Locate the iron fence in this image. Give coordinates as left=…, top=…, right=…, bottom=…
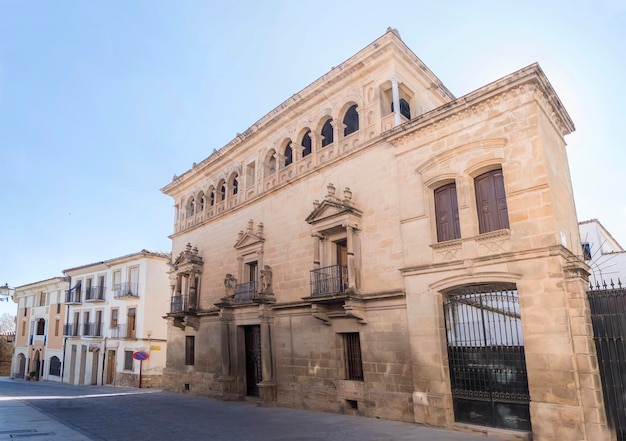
left=587, top=280, right=626, bottom=441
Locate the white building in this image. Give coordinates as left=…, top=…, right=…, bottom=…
left=11, top=277, right=69, bottom=381
left=579, top=219, right=626, bottom=286
left=62, top=250, right=170, bottom=387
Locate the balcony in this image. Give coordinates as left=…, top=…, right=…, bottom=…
left=109, top=323, right=136, bottom=339
left=65, top=290, right=82, bottom=304
left=82, top=322, right=104, bottom=337
left=85, top=286, right=106, bottom=302
left=170, top=294, right=197, bottom=313
left=113, top=282, right=139, bottom=299
left=234, top=281, right=257, bottom=304
left=63, top=323, right=80, bottom=337
left=310, top=265, right=348, bottom=296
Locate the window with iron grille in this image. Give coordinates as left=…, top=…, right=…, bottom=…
left=124, top=350, right=134, bottom=370
left=342, top=332, right=364, bottom=381
left=185, top=336, right=195, bottom=366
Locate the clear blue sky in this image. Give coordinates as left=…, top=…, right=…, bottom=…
left=1, top=1, right=624, bottom=315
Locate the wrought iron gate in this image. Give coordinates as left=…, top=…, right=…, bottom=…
left=443, top=284, right=531, bottom=431
left=587, top=282, right=626, bottom=441
left=244, top=325, right=262, bottom=397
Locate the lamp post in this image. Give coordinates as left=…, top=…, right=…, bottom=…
left=0, top=283, right=14, bottom=302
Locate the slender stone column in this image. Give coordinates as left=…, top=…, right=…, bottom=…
left=346, top=225, right=356, bottom=290
left=391, top=78, right=401, bottom=127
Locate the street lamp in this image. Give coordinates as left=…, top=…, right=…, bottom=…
left=0, top=283, right=14, bottom=302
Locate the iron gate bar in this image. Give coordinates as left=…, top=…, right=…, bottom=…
left=587, top=283, right=626, bottom=441
left=444, top=284, right=531, bottom=432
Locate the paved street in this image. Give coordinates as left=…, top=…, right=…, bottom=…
left=0, top=377, right=492, bottom=441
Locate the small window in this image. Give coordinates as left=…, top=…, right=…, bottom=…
left=124, top=351, right=134, bottom=370
left=392, top=98, right=411, bottom=120
left=198, top=193, right=205, bottom=211
left=220, top=182, right=226, bottom=201
left=210, top=189, right=215, bottom=206
left=321, top=119, right=334, bottom=147
left=434, top=183, right=461, bottom=242
left=284, top=142, right=293, bottom=166
left=301, top=130, right=312, bottom=157
left=54, top=319, right=60, bottom=337
left=582, top=243, right=592, bottom=261
left=475, top=169, right=509, bottom=234
left=110, top=309, right=119, bottom=328
left=185, top=336, right=195, bottom=366
left=56, top=302, right=61, bottom=314
left=49, top=356, right=61, bottom=376
left=36, top=319, right=45, bottom=336
left=342, top=104, right=359, bottom=136
left=343, top=332, right=363, bottom=381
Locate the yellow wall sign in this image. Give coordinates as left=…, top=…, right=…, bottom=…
left=150, top=345, right=161, bottom=350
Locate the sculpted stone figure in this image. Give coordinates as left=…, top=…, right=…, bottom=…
left=224, top=274, right=237, bottom=298
left=260, top=265, right=273, bottom=294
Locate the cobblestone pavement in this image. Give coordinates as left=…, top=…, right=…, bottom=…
left=0, top=377, right=493, bottom=441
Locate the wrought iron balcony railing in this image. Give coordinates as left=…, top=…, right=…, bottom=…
left=170, top=294, right=197, bottom=313
left=63, top=323, right=81, bottom=337
left=109, top=323, right=136, bottom=339
left=82, top=322, right=104, bottom=337
left=113, top=282, right=139, bottom=298
left=234, top=281, right=257, bottom=304
left=310, top=265, right=348, bottom=296
left=65, top=290, right=82, bottom=304
left=85, top=286, right=106, bottom=301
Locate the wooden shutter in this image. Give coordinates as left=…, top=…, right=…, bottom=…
left=435, top=183, right=461, bottom=242
left=475, top=169, right=509, bottom=233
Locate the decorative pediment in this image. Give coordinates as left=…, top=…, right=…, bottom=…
left=234, top=219, right=265, bottom=250
left=172, top=243, right=204, bottom=272
left=305, top=183, right=362, bottom=226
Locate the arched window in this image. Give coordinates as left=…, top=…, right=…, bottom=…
left=186, top=197, right=195, bottom=217
left=343, top=104, right=359, bottom=136
left=434, top=183, right=460, bottom=242
left=475, top=169, right=509, bottom=233
left=231, top=174, right=239, bottom=195
left=321, top=119, right=333, bottom=147
left=209, top=188, right=215, bottom=206
left=49, top=356, right=61, bottom=376
left=284, top=142, right=293, bottom=166
left=301, top=130, right=312, bottom=157
left=36, top=319, right=45, bottom=335
left=265, top=150, right=277, bottom=177
left=198, top=192, right=205, bottom=212
left=217, top=180, right=226, bottom=202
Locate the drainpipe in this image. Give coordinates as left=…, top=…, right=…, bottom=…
left=101, top=337, right=107, bottom=385
left=60, top=276, right=71, bottom=383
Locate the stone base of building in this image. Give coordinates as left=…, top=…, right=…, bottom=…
left=116, top=372, right=163, bottom=389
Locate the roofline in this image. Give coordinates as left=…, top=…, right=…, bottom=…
left=579, top=218, right=624, bottom=251
left=160, top=28, right=454, bottom=195
left=384, top=62, right=575, bottom=143
left=14, top=276, right=69, bottom=291
left=63, top=249, right=171, bottom=274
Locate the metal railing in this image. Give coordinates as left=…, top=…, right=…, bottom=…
left=65, top=290, right=82, bottom=304
left=109, top=323, right=135, bottom=339
left=170, top=294, right=197, bottom=313
left=63, top=323, right=80, bottom=337
left=82, top=322, right=104, bottom=337
left=309, top=265, right=347, bottom=296
left=113, top=282, right=139, bottom=298
left=85, top=286, right=106, bottom=301
left=234, top=281, right=257, bottom=304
